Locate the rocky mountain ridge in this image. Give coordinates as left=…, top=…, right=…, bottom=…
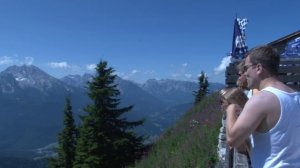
left=0, top=64, right=224, bottom=158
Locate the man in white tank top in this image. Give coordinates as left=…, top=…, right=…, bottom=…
left=225, top=45, right=300, bottom=167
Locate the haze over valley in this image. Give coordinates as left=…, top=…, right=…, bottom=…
left=0, top=64, right=224, bottom=159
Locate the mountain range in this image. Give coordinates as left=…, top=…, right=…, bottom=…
left=0, top=64, right=224, bottom=159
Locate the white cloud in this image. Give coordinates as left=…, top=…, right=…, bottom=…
left=131, top=69, right=139, bottom=74
left=117, top=69, right=156, bottom=82
left=115, top=71, right=123, bottom=76
left=214, top=56, right=232, bottom=75
left=182, top=63, right=188, bottom=67
left=184, top=74, right=192, bottom=79
left=24, top=57, right=34, bottom=65
left=171, top=73, right=180, bottom=78
left=48, top=62, right=71, bottom=69
left=0, top=55, right=35, bottom=66
left=86, top=64, right=96, bottom=71
left=144, top=70, right=155, bottom=75
left=169, top=63, right=193, bottom=80
left=115, top=70, right=136, bottom=80
left=0, top=56, right=14, bottom=65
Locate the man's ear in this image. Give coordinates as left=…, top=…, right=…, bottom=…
left=256, top=63, right=263, bottom=75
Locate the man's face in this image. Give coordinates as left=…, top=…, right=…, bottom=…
left=238, top=70, right=247, bottom=83
left=244, top=56, right=257, bottom=89
left=237, top=69, right=248, bottom=88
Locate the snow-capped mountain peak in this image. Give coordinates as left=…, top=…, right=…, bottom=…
left=0, top=65, right=65, bottom=92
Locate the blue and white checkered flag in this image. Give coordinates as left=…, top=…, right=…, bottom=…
left=231, top=18, right=248, bottom=60
left=237, top=18, right=248, bottom=37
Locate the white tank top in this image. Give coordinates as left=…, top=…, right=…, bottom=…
left=251, top=87, right=300, bottom=168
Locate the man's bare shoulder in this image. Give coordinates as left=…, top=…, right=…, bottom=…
left=243, top=91, right=278, bottom=116
left=275, top=80, right=295, bottom=91
left=249, top=90, right=277, bottom=104
left=238, top=90, right=280, bottom=132
left=244, top=90, right=279, bottom=119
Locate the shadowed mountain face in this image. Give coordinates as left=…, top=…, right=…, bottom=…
left=0, top=65, right=224, bottom=158
left=0, top=65, right=89, bottom=152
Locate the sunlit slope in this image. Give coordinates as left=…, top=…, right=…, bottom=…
left=133, top=92, right=222, bottom=168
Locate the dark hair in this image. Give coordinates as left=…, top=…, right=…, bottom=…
left=245, top=45, right=280, bottom=76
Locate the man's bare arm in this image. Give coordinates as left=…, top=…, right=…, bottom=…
left=226, top=92, right=272, bottom=148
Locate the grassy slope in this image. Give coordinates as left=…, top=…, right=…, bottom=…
left=133, top=92, right=223, bottom=168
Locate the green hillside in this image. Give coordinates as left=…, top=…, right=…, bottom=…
left=133, top=92, right=222, bottom=168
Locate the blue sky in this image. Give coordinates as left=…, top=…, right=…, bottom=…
left=0, top=0, right=299, bottom=84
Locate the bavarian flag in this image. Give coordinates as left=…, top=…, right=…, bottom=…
left=231, top=18, right=248, bottom=60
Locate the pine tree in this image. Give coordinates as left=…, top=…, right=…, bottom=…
left=50, top=97, right=77, bottom=168
left=194, top=71, right=209, bottom=104
left=73, top=60, right=146, bottom=168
